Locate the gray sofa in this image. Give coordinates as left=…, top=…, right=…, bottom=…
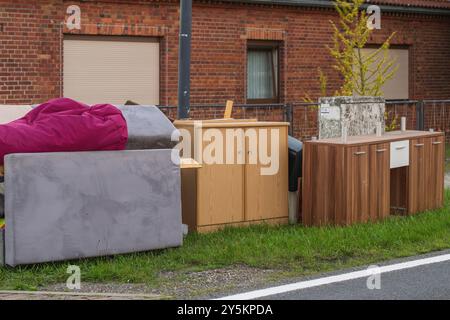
left=0, top=106, right=182, bottom=267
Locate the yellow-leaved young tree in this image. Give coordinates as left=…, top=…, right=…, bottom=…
left=329, top=0, right=398, bottom=97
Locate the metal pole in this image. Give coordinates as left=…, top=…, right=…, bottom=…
left=177, top=0, right=192, bottom=119
left=416, top=100, right=424, bottom=130
left=285, top=103, right=293, bottom=136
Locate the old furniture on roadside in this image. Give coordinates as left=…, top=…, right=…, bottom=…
left=0, top=105, right=183, bottom=267
left=302, top=130, right=445, bottom=226
left=175, top=119, right=289, bottom=233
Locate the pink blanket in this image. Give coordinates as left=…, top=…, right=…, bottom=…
left=0, top=98, right=128, bottom=164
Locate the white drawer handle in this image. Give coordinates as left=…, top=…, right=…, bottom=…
left=376, top=149, right=387, bottom=153
left=415, top=143, right=424, bottom=147
left=432, top=141, right=442, bottom=145
left=395, top=146, right=406, bottom=150
left=354, top=151, right=366, bottom=156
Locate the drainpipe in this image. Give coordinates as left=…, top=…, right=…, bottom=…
left=177, top=0, right=192, bottom=119
left=416, top=100, right=425, bottom=131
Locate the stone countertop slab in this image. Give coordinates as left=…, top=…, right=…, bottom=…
left=306, top=130, right=444, bottom=146
left=318, top=96, right=386, bottom=140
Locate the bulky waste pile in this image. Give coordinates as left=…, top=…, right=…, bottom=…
left=0, top=97, right=129, bottom=222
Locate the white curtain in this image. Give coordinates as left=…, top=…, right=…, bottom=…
left=247, top=49, right=277, bottom=100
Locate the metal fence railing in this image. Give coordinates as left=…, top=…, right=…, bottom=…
left=288, top=99, right=450, bottom=142
left=384, top=100, right=420, bottom=131
left=158, top=99, right=450, bottom=143
left=288, top=102, right=319, bottom=139
left=157, top=103, right=289, bottom=123
left=422, top=100, right=450, bottom=136
left=158, top=99, right=450, bottom=172
left=384, top=99, right=450, bottom=142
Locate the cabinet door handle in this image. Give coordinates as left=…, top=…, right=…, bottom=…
left=415, top=143, right=424, bottom=147
left=376, top=148, right=387, bottom=153
left=395, top=146, right=406, bottom=150
left=432, top=141, right=442, bottom=145
left=354, top=151, right=366, bottom=156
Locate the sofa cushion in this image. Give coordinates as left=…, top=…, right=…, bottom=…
left=116, top=105, right=177, bottom=150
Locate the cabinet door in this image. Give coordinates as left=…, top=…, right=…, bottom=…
left=369, top=143, right=390, bottom=221
left=427, top=135, right=445, bottom=210
left=197, top=128, right=245, bottom=226
left=244, top=126, right=289, bottom=221
left=345, top=145, right=370, bottom=223
left=408, top=138, right=428, bottom=214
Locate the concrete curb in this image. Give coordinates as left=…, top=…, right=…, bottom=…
left=0, top=290, right=169, bottom=300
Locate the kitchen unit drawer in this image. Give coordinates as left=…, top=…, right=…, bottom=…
left=390, top=140, right=409, bottom=168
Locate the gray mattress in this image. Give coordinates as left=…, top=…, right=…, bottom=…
left=4, top=149, right=182, bottom=266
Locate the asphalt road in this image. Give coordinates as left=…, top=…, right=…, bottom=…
left=266, top=259, right=450, bottom=300
left=216, top=250, right=450, bottom=300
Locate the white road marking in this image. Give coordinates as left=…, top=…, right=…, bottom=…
left=215, top=253, right=450, bottom=300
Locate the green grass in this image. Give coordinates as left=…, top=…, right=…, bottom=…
left=1, top=190, right=450, bottom=291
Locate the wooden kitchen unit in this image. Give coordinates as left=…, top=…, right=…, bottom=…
left=175, top=119, right=289, bottom=233
left=302, top=130, right=445, bottom=226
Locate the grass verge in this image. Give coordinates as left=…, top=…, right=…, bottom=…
left=1, top=190, right=450, bottom=291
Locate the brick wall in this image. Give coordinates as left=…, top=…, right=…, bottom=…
left=0, top=0, right=63, bottom=104
left=1, top=0, right=450, bottom=138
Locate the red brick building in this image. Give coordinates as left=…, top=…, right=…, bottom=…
left=1, top=0, right=450, bottom=131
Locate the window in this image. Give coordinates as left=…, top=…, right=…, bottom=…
left=247, top=43, right=279, bottom=103
left=354, top=47, right=409, bottom=100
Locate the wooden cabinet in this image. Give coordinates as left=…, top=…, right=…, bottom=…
left=408, top=138, right=428, bottom=213
left=426, top=135, right=445, bottom=211
left=176, top=120, right=289, bottom=233
left=369, top=143, right=390, bottom=221
left=196, top=161, right=245, bottom=226
left=196, top=127, right=245, bottom=226
left=302, top=143, right=343, bottom=226
left=303, top=131, right=445, bottom=226
left=408, top=135, right=444, bottom=214
left=245, top=127, right=289, bottom=221
left=346, top=145, right=370, bottom=223
left=303, top=142, right=387, bottom=225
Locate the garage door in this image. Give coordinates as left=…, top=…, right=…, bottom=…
left=64, top=35, right=160, bottom=105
